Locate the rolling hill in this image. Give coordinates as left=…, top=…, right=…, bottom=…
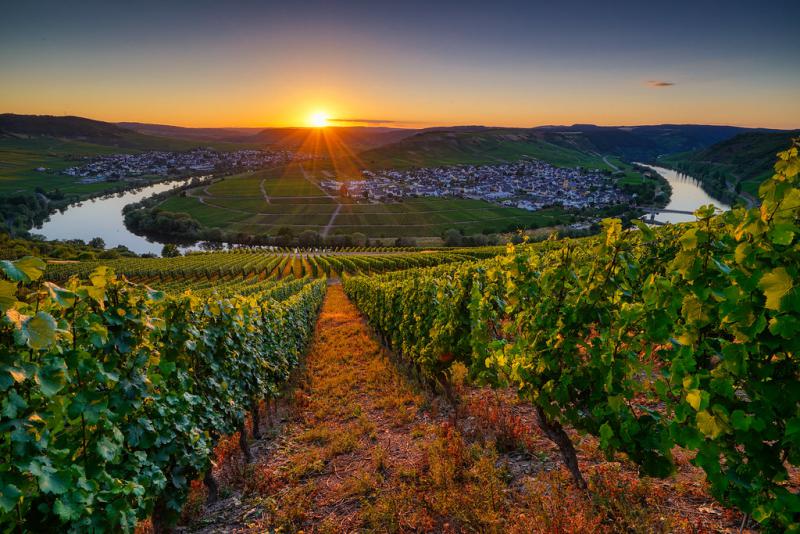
left=358, top=128, right=613, bottom=169
left=534, top=124, right=772, bottom=162
left=119, top=121, right=420, bottom=151
left=0, top=114, right=243, bottom=151
left=358, top=124, right=777, bottom=170
left=659, top=130, right=800, bottom=198
left=117, top=122, right=263, bottom=142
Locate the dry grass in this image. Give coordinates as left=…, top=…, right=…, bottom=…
left=176, top=285, right=756, bottom=533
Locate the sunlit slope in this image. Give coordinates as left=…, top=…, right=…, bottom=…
left=154, top=165, right=574, bottom=238
left=358, top=128, right=613, bottom=169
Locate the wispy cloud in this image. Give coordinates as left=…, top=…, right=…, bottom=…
left=646, top=80, right=676, bottom=88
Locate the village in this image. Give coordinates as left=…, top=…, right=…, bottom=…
left=60, top=148, right=306, bottom=183
left=320, top=158, right=631, bottom=211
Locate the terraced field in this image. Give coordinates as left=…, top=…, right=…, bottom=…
left=156, top=163, right=573, bottom=238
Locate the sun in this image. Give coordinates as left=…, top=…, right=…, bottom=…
left=309, top=111, right=329, bottom=128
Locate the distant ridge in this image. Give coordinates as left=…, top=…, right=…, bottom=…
left=361, top=123, right=787, bottom=168
left=0, top=114, right=242, bottom=150
left=117, top=122, right=263, bottom=142
left=0, top=113, right=134, bottom=141
left=660, top=129, right=800, bottom=198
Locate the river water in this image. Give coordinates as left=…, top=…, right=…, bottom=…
left=32, top=165, right=731, bottom=255
left=637, top=164, right=730, bottom=224
left=34, top=178, right=199, bottom=255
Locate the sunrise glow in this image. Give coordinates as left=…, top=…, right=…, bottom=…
left=308, top=112, right=329, bottom=128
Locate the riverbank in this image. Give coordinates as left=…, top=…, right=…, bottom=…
left=636, top=164, right=731, bottom=224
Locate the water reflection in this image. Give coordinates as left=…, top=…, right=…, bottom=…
left=637, top=165, right=730, bottom=224
left=35, top=179, right=202, bottom=255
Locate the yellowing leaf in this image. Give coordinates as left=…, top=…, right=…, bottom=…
left=697, top=411, right=725, bottom=439
left=686, top=389, right=703, bottom=411
left=758, top=267, right=793, bottom=310
left=0, top=256, right=46, bottom=283
left=0, top=280, right=18, bottom=312
left=89, top=266, right=111, bottom=288
left=5, top=309, right=27, bottom=329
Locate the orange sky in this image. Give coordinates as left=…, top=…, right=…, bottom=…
left=2, top=1, right=799, bottom=130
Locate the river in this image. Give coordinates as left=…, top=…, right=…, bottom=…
left=33, top=165, right=731, bottom=255
left=637, top=164, right=730, bottom=224
left=34, top=178, right=202, bottom=255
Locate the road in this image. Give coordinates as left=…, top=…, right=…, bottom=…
left=320, top=204, right=342, bottom=237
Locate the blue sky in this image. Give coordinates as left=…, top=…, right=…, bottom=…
left=1, top=0, right=798, bottom=127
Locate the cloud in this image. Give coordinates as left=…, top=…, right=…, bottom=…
left=329, top=118, right=399, bottom=125
left=646, top=80, right=676, bottom=88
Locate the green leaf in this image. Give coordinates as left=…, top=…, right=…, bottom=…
left=730, top=410, right=751, bottom=431
left=39, top=469, right=70, bottom=495
left=146, top=287, right=165, bottom=302
left=23, top=311, right=58, bottom=350
left=0, top=483, right=22, bottom=512
left=53, top=498, right=80, bottom=521
left=0, top=256, right=46, bottom=283
left=768, top=222, right=796, bottom=245
left=599, top=422, right=614, bottom=449
left=97, top=435, right=121, bottom=461
left=35, top=358, right=68, bottom=397
left=768, top=315, right=800, bottom=339
left=44, top=281, right=76, bottom=308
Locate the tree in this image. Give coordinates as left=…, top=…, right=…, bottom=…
left=161, top=243, right=181, bottom=257
left=443, top=228, right=463, bottom=247
left=298, top=230, right=321, bottom=247
left=351, top=232, right=368, bottom=247
left=88, top=237, right=105, bottom=249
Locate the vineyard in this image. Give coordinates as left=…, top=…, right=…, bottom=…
left=0, top=255, right=326, bottom=531
left=1, top=142, right=798, bottom=532
left=344, top=141, right=800, bottom=530
left=44, top=247, right=502, bottom=284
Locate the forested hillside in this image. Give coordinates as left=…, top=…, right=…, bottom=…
left=661, top=130, right=800, bottom=199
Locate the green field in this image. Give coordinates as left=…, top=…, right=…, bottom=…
left=0, top=135, right=252, bottom=197
left=156, top=164, right=575, bottom=238
left=0, top=138, right=127, bottom=195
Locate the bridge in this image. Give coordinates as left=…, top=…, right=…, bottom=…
left=634, top=206, right=696, bottom=216
left=634, top=206, right=696, bottom=226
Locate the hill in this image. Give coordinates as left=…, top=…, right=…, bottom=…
left=244, top=126, right=419, bottom=151
left=359, top=124, right=775, bottom=171
left=0, top=114, right=247, bottom=151
left=117, top=122, right=263, bottom=142
left=534, top=124, right=774, bottom=162
left=659, top=130, right=800, bottom=198
left=359, top=128, right=613, bottom=169
left=118, top=122, right=420, bottom=150
left=0, top=113, right=135, bottom=142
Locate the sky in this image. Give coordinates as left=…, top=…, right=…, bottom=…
left=1, top=0, right=798, bottom=129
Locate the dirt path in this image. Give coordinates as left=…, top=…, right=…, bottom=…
left=258, top=178, right=271, bottom=204
left=182, top=284, right=436, bottom=532
left=320, top=204, right=342, bottom=238
left=177, top=286, right=752, bottom=533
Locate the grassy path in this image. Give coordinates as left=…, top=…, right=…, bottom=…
left=184, top=284, right=436, bottom=532
left=177, top=285, right=750, bottom=533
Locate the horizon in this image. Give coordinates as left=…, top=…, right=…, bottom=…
left=2, top=0, right=799, bottom=129
left=4, top=112, right=799, bottom=132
